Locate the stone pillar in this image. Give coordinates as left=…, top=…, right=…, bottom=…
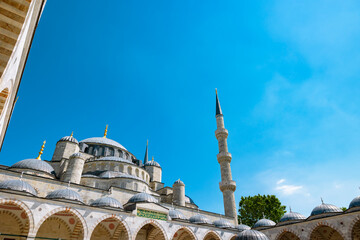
left=62, top=152, right=85, bottom=184
left=215, top=90, right=237, bottom=225
left=173, top=179, right=185, bottom=206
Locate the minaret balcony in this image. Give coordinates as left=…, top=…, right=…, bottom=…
left=217, top=152, right=232, bottom=163
left=219, top=180, right=236, bottom=192
left=215, top=128, right=228, bottom=139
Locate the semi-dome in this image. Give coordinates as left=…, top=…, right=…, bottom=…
left=91, top=196, right=123, bottom=209
left=189, top=214, right=211, bottom=224
left=169, top=209, right=187, bottom=220
left=349, top=196, right=360, bottom=209
left=0, top=179, right=37, bottom=195
left=253, top=219, right=276, bottom=228
left=96, top=156, right=133, bottom=164
left=213, top=219, right=233, bottom=228
left=280, top=211, right=306, bottom=222
left=80, top=137, right=127, bottom=150
left=236, top=224, right=251, bottom=232
left=46, top=188, right=83, bottom=203
left=128, top=192, right=158, bottom=204
left=236, top=230, right=269, bottom=240
left=58, top=135, right=78, bottom=144
left=310, top=203, right=342, bottom=216
left=185, top=195, right=195, bottom=205
left=144, top=160, right=160, bottom=167
left=11, top=159, right=55, bottom=175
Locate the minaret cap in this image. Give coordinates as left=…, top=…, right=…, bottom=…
left=144, top=140, right=149, bottom=164
left=215, top=89, right=222, bottom=116
left=36, top=141, right=46, bottom=160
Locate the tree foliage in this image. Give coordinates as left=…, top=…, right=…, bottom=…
left=238, top=194, right=286, bottom=227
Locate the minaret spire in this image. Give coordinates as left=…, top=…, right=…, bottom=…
left=214, top=89, right=237, bottom=225
left=144, top=140, right=149, bottom=164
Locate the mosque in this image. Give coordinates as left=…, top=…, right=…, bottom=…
left=0, top=0, right=360, bottom=240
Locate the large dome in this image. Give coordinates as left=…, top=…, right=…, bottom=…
left=46, top=188, right=83, bottom=203
left=349, top=196, right=360, bottom=209
left=253, top=219, right=276, bottom=228
left=213, top=219, right=233, bottom=228
left=280, top=211, right=306, bottom=223
left=128, top=192, right=158, bottom=204
left=80, top=137, right=126, bottom=150
left=11, top=159, right=55, bottom=175
left=0, top=179, right=37, bottom=195
left=91, top=196, right=123, bottom=209
left=236, top=230, right=269, bottom=240
left=169, top=209, right=187, bottom=220
left=96, top=156, right=133, bottom=164
left=189, top=214, right=211, bottom=224
left=310, top=203, right=342, bottom=216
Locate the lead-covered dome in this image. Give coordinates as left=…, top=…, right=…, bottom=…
left=97, top=156, right=133, bottom=164
left=58, top=135, right=78, bottom=144
left=280, top=211, right=306, bottom=222
left=213, top=219, right=233, bottom=228
left=189, top=214, right=211, bottom=224
left=91, top=196, right=123, bottom=209
left=310, top=203, right=342, bottom=216
left=0, top=179, right=37, bottom=195
left=169, top=209, right=187, bottom=220
left=128, top=192, right=158, bottom=204
left=80, top=137, right=127, bottom=150
left=349, top=196, right=360, bottom=209
left=253, top=219, right=276, bottom=228
left=236, top=230, right=269, bottom=240
left=236, top=224, right=251, bottom=232
left=46, top=188, right=83, bottom=203
left=144, top=160, right=160, bottom=167
left=11, top=159, right=55, bottom=175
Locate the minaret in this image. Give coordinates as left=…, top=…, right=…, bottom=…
left=144, top=140, right=149, bottom=164
left=215, top=89, right=237, bottom=224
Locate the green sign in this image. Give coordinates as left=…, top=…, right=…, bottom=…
left=137, top=208, right=167, bottom=221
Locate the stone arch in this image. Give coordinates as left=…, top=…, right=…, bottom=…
left=309, top=222, right=344, bottom=240
left=171, top=226, right=197, bottom=240
left=89, top=214, right=130, bottom=240
left=203, top=230, right=221, bottom=240
left=0, top=198, right=34, bottom=239
left=133, top=219, right=168, bottom=240
left=34, top=207, right=88, bottom=240
left=276, top=230, right=300, bottom=240
left=229, top=235, right=237, bottom=240
left=350, top=216, right=360, bottom=240
left=0, top=88, right=9, bottom=116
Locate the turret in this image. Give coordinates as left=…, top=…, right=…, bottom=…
left=61, top=152, right=85, bottom=184
left=144, top=156, right=163, bottom=191
left=52, top=132, right=79, bottom=161
left=215, top=89, right=237, bottom=225
left=173, top=179, right=185, bottom=206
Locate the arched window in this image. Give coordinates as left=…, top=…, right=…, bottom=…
left=134, top=183, right=138, bottom=191
left=119, top=164, right=124, bottom=172
left=135, top=169, right=140, bottom=177
left=84, top=147, right=89, bottom=153
left=108, top=147, right=114, bottom=156
left=0, top=88, right=9, bottom=116
left=127, top=166, right=132, bottom=175
left=118, top=150, right=123, bottom=158
left=99, top=147, right=104, bottom=156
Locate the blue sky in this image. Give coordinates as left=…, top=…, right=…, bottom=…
left=2, top=0, right=360, bottom=217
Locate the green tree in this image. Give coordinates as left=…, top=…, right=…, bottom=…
left=340, top=207, right=347, bottom=212
left=238, top=194, right=286, bottom=227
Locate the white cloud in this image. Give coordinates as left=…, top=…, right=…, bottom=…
left=276, top=184, right=303, bottom=195
left=277, top=179, right=285, bottom=185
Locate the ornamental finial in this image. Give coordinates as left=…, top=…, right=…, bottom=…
left=321, top=197, right=324, bottom=204
left=103, top=125, right=108, bottom=138
left=36, top=141, right=46, bottom=160
left=70, top=131, right=73, bottom=137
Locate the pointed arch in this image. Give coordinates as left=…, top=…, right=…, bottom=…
left=203, top=230, right=221, bottom=240
left=309, top=222, right=344, bottom=240
left=350, top=216, right=360, bottom=240
left=133, top=219, right=168, bottom=240
left=89, top=214, right=130, bottom=240
left=171, top=226, right=197, bottom=240
left=34, top=207, right=88, bottom=240
left=276, top=230, right=300, bottom=240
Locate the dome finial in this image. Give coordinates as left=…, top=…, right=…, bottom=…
left=152, top=156, right=154, bottom=161
left=20, top=171, right=24, bottom=180
left=321, top=197, right=324, bottom=204
left=262, top=212, right=265, bottom=219
left=108, top=187, right=112, bottom=195
left=36, top=141, right=46, bottom=160
left=67, top=181, right=71, bottom=189
left=70, top=131, right=74, bottom=137
left=103, top=125, right=108, bottom=138
left=289, top=206, right=292, bottom=213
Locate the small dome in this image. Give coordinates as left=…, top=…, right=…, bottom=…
left=213, top=219, right=233, bottom=228
left=169, top=209, right=187, bottom=220
left=236, top=230, right=269, bottom=240
left=310, top=203, right=342, bottom=216
left=0, top=179, right=36, bottom=195
left=80, top=137, right=126, bottom=150
left=349, top=196, right=360, bottom=209
left=236, top=224, right=251, bottom=232
left=280, top=211, right=306, bottom=222
left=91, top=196, right=123, bottom=209
left=145, top=160, right=160, bottom=167
left=11, top=159, right=55, bottom=175
left=253, top=219, right=276, bottom=228
left=174, top=179, right=184, bottom=185
left=58, top=136, right=78, bottom=144
left=189, top=214, right=211, bottom=224
left=128, top=192, right=158, bottom=204
left=46, top=188, right=83, bottom=203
